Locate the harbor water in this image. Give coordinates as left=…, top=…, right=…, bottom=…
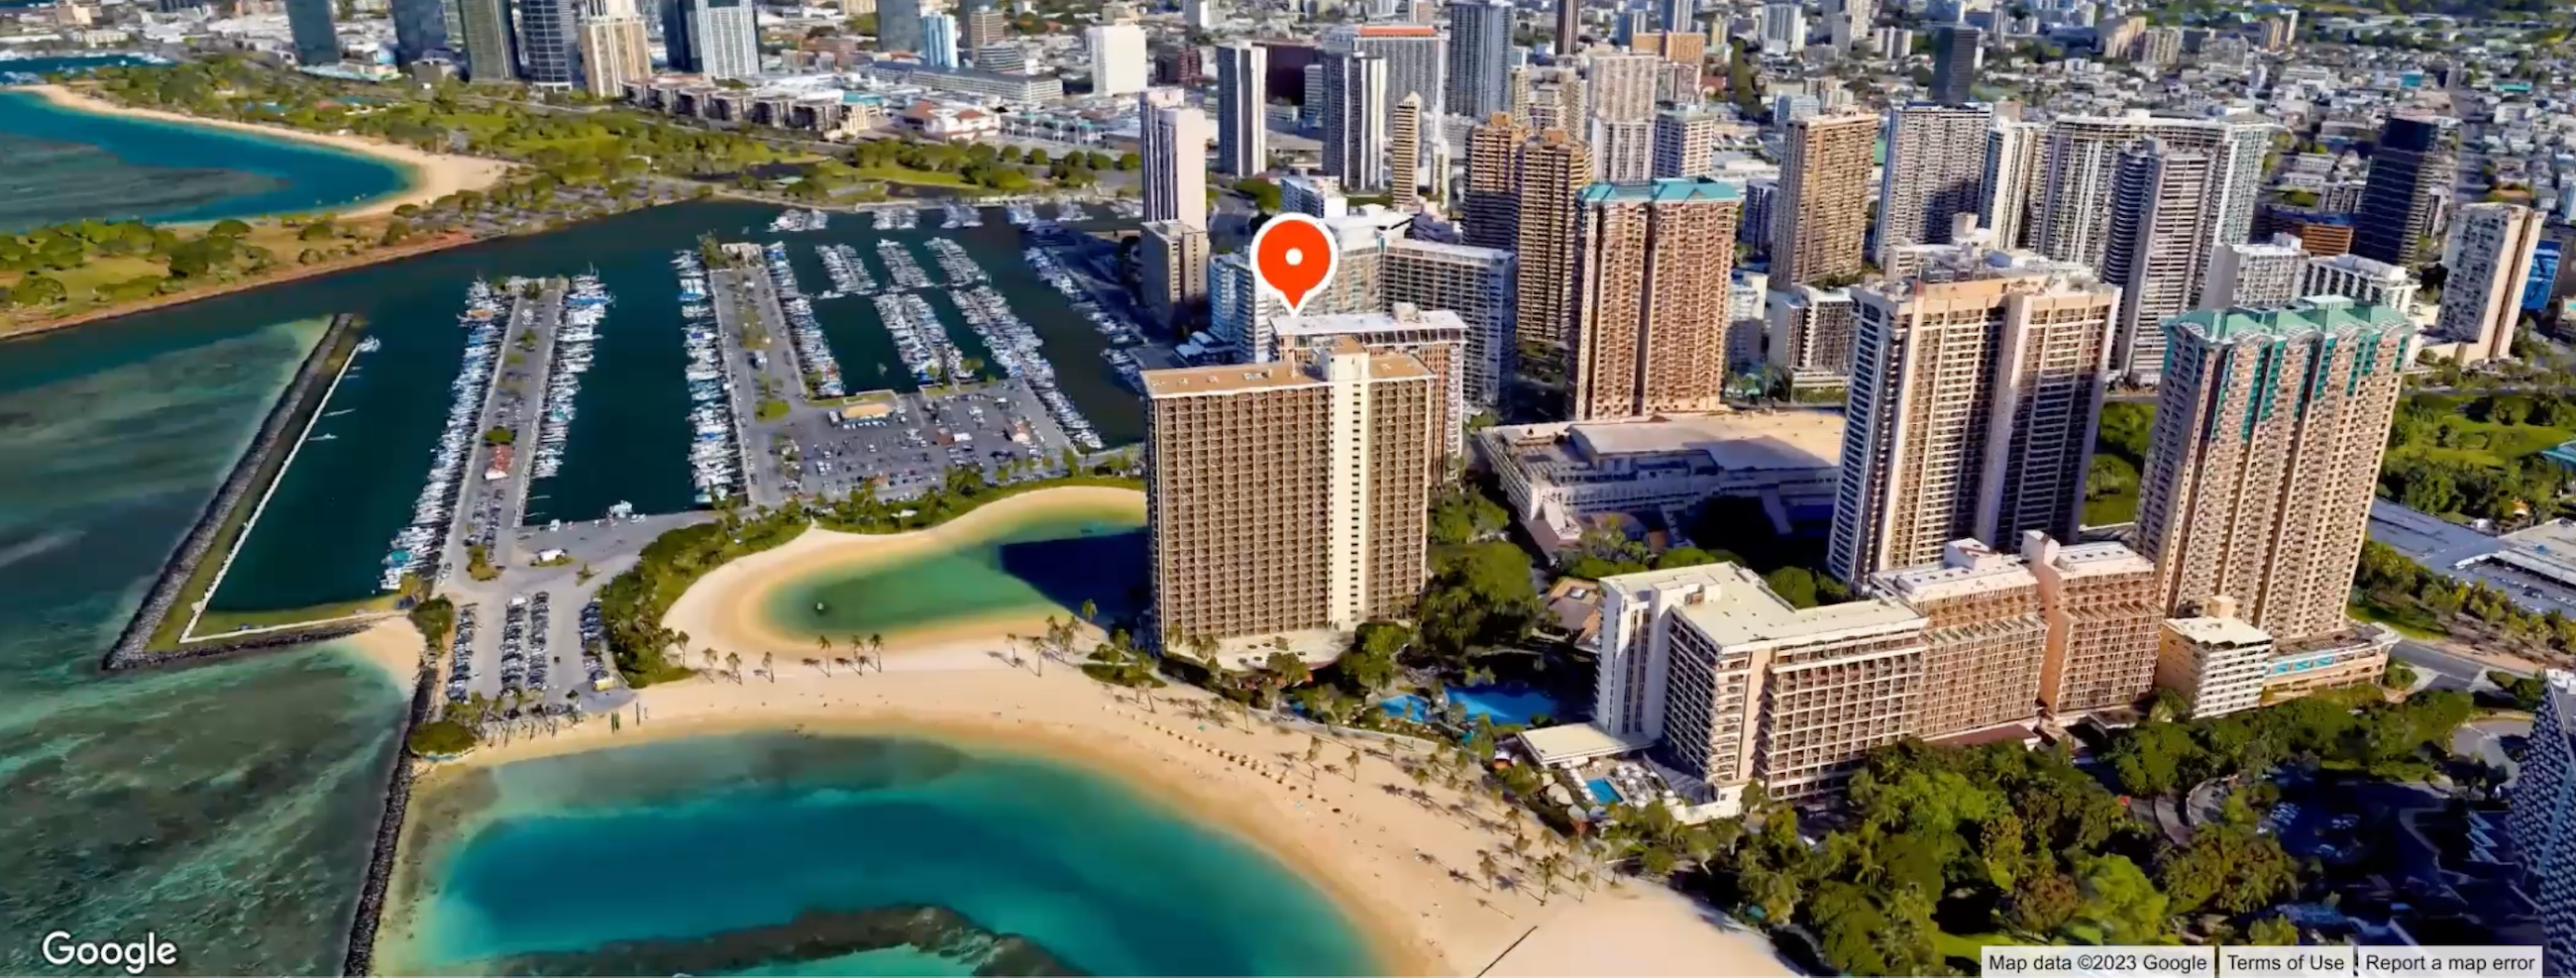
left=180, top=201, right=1144, bottom=614
left=0, top=87, right=410, bottom=230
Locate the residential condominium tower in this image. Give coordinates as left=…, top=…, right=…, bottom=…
left=1322, top=51, right=1391, bottom=190
left=1876, top=102, right=1995, bottom=268
left=576, top=0, right=650, bottom=97
left=2031, top=112, right=2272, bottom=275
left=1982, top=118, right=2045, bottom=251
left=1141, top=340, right=1437, bottom=649
left=286, top=0, right=340, bottom=63
left=1568, top=176, right=1742, bottom=420
left=2134, top=297, right=2415, bottom=640
left=1140, top=90, right=1210, bottom=228
left=687, top=0, right=759, bottom=80
left=2507, top=671, right=2576, bottom=970
left=1462, top=113, right=1526, bottom=252
left=1445, top=0, right=1513, bottom=120
left=1828, top=256, right=2119, bottom=582
left=2435, top=202, right=2543, bottom=364
left=2098, top=138, right=2220, bottom=380
left=878, top=0, right=922, bottom=53
left=2352, top=115, right=2452, bottom=269
left=1214, top=43, right=1267, bottom=177
left=1512, top=129, right=1591, bottom=375
left=458, top=0, right=517, bottom=81
left=515, top=0, right=584, bottom=86
left=1773, top=113, right=1878, bottom=285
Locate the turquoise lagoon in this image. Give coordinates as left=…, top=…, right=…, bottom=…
left=0, top=87, right=412, bottom=230
left=383, top=731, right=1386, bottom=976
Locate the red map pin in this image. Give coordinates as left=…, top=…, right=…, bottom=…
left=1251, top=214, right=1338, bottom=314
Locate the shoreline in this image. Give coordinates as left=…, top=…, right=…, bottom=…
left=0, top=229, right=482, bottom=342
left=381, top=662, right=1797, bottom=977
left=16, top=83, right=514, bottom=221
left=659, top=486, right=1147, bottom=658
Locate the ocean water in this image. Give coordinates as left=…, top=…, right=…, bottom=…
left=767, top=501, right=1148, bottom=641
left=0, top=316, right=408, bottom=973
left=0, top=89, right=410, bottom=230
left=382, top=731, right=1384, bottom=976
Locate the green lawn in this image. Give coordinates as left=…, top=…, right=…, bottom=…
left=2084, top=488, right=2139, bottom=527
left=2349, top=594, right=2450, bottom=639
left=845, top=164, right=982, bottom=190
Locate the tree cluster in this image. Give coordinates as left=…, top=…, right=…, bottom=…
left=2100, top=687, right=2473, bottom=798
left=2356, top=539, right=2576, bottom=653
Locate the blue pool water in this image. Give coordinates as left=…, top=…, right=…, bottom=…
left=1585, top=779, right=1622, bottom=805
left=1378, top=685, right=1560, bottom=726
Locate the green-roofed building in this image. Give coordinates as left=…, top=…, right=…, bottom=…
left=2136, top=295, right=2418, bottom=645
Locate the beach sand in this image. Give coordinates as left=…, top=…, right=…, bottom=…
left=24, top=84, right=513, bottom=220
left=408, top=482, right=1797, bottom=976
left=661, top=486, right=1146, bottom=660
left=344, top=618, right=426, bottom=690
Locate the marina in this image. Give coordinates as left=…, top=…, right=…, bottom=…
left=376, top=282, right=505, bottom=593
left=676, top=250, right=748, bottom=505
left=764, top=241, right=846, bottom=398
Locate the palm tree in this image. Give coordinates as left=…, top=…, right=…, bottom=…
left=1476, top=851, right=1499, bottom=892
left=762, top=651, right=775, bottom=682
left=725, top=651, right=743, bottom=682
left=869, top=634, right=885, bottom=671
left=701, top=648, right=719, bottom=676
left=1347, top=746, right=1363, bottom=781
left=1079, top=598, right=1098, bottom=625
left=816, top=634, right=832, bottom=658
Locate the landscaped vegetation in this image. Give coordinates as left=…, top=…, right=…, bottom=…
left=2379, top=392, right=2574, bottom=524
left=2087, top=401, right=2152, bottom=526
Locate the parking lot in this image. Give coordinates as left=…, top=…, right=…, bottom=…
left=778, top=381, right=1082, bottom=501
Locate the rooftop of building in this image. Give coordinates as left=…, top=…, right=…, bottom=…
left=2047, top=540, right=2157, bottom=579
left=2172, top=295, right=2415, bottom=342
left=1576, top=175, right=1746, bottom=205
left=1486, top=409, right=1844, bottom=477
left=1637, top=563, right=1927, bottom=650
left=1871, top=540, right=2041, bottom=603
left=1275, top=306, right=1469, bottom=342
left=1141, top=361, right=1313, bottom=397
left=2166, top=613, right=2274, bottom=647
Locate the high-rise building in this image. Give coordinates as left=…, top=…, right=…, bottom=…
left=1302, top=62, right=1325, bottom=131
left=1759, top=2, right=1804, bottom=54
left=1462, top=113, right=1525, bottom=252
left=655, top=0, right=691, bottom=72
left=1583, top=52, right=1661, bottom=123
left=1140, top=91, right=1210, bottom=228
left=1214, top=44, right=1267, bottom=178
left=391, top=0, right=449, bottom=64
left=1650, top=105, right=1720, bottom=179
left=878, top=0, right=921, bottom=53
left=1384, top=240, right=1516, bottom=411
left=1390, top=94, right=1425, bottom=208
left=1554, top=0, right=1579, bottom=54
left=1088, top=24, right=1148, bottom=97
left=514, top=0, right=582, bottom=86
left=1569, top=176, right=1742, bottom=420
left=2508, top=671, right=2576, bottom=971
left=960, top=0, right=1004, bottom=54
left=2200, top=235, right=2308, bottom=309
left=1655, top=0, right=1690, bottom=31
left=1877, top=102, right=1994, bottom=267
left=576, top=0, right=649, bottom=96
left=1871, top=539, right=2046, bottom=737
left=2301, top=252, right=2417, bottom=313
left=1141, top=339, right=1437, bottom=649
left=1182, top=0, right=1215, bottom=29
left=286, top=0, right=341, bottom=63
left=2027, top=533, right=2162, bottom=716
left=2352, top=115, right=2452, bottom=269
left=1822, top=0, right=1869, bottom=48
left=1928, top=24, right=1979, bottom=106
left=2436, top=203, right=2543, bottom=364
left=922, top=12, right=959, bottom=68
left=1588, top=118, right=1653, bottom=182
left=2099, top=138, right=2219, bottom=380
left=1513, top=129, right=1590, bottom=368
left=684, top=0, right=757, bottom=79
left=1140, top=219, right=1211, bottom=335
left=1773, top=113, right=1878, bottom=285
left=1324, top=24, right=1448, bottom=123
left=458, top=0, right=517, bottom=82
left=1445, top=0, right=1513, bottom=121
left=2032, top=113, right=2273, bottom=275
left=1828, top=257, right=2119, bottom=583
left=1321, top=52, right=1390, bottom=190
left=2135, top=297, right=2415, bottom=640
left=1982, top=118, right=2044, bottom=250
left=1768, top=283, right=1856, bottom=389
left=1275, top=306, right=1469, bottom=467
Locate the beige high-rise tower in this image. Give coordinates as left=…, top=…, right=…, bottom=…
left=1876, top=102, right=1994, bottom=267
left=2436, top=202, right=2543, bottom=364
left=1390, top=93, right=1424, bottom=209
left=1568, top=176, right=1742, bottom=419
left=577, top=0, right=651, bottom=97
left=2135, top=297, right=2415, bottom=641
left=1142, top=339, right=1437, bottom=650
left=2023, top=532, right=2162, bottom=716
left=1827, top=253, right=2118, bottom=583
left=1513, top=129, right=1591, bottom=381
left=1773, top=113, right=1878, bottom=284
left=2099, top=138, right=2218, bottom=381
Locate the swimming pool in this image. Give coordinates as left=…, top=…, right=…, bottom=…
left=1585, top=778, right=1622, bottom=805
left=1377, top=685, right=1561, bottom=727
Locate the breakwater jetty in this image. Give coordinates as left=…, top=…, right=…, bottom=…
left=341, top=633, right=437, bottom=977
left=101, top=312, right=370, bottom=670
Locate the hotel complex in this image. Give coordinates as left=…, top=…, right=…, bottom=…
left=1141, top=339, right=1438, bottom=652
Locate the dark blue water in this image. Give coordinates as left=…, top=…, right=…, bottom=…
left=0, top=87, right=409, bottom=230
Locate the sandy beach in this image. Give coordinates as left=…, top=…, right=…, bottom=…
left=24, top=84, right=513, bottom=220
left=344, top=618, right=427, bottom=688
left=661, top=486, right=1147, bottom=659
